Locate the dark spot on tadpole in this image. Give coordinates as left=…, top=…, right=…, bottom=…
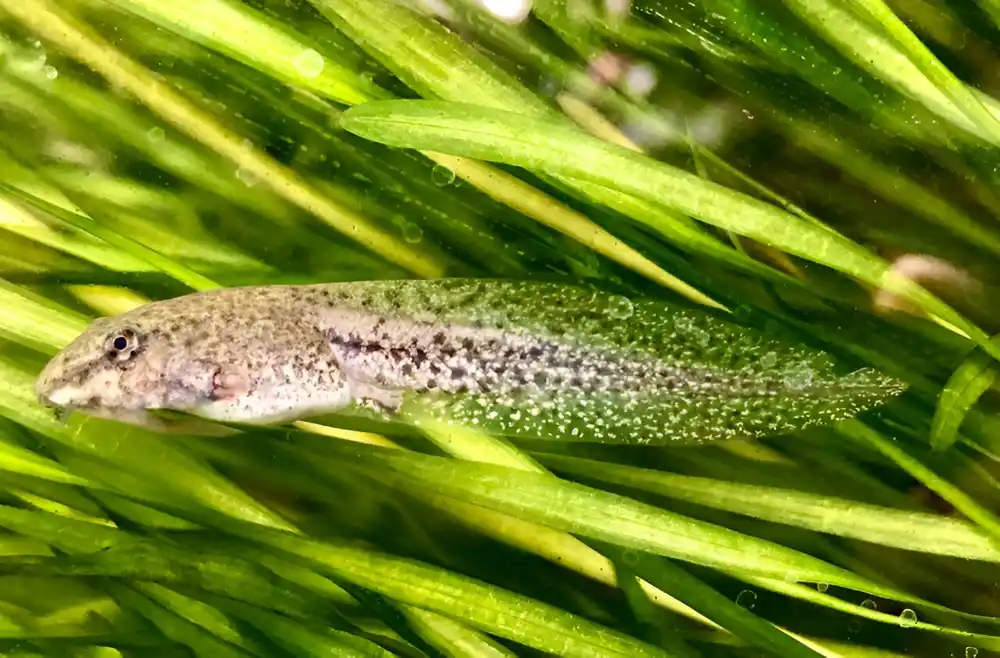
left=451, top=366, right=467, bottom=379
left=432, top=332, right=446, bottom=345
left=441, top=345, right=456, bottom=358
left=429, top=363, right=442, bottom=375
left=528, top=345, right=543, bottom=358
left=533, top=372, right=547, bottom=385
left=461, top=337, right=475, bottom=351
left=426, top=379, right=438, bottom=390
left=401, top=363, right=414, bottom=376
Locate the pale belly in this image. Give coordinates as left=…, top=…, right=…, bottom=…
left=187, top=382, right=355, bottom=425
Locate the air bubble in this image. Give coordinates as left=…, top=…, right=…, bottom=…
left=759, top=352, right=778, bottom=369
left=624, top=61, right=657, bottom=97
left=235, top=167, right=259, bottom=187
left=606, top=295, right=634, bottom=319
left=966, top=647, right=979, bottom=658
left=482, top=0, right=533, bottom=22
left=431, top=164, right=456, bottom=186
left=783, top=366, right=814, bottom=391
left=43, top=65, right=58, bottom=80
left=735, top=589, right=757, bottom=610
left=816, top=582, right=829, bottom=592
left=147, top=127, right=165, bottom=143
left=898, top=608, right=917, bottom=628
left=402, top=222, right=424, bottom=244
left=293, top=48, right=325, bottom=79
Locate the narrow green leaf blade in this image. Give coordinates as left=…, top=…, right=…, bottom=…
left=931, top=343, right=998, bottom=451
left=339, top=100, right=993, bottom=356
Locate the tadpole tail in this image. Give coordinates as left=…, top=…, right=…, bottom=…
left=326, top=279, right=908, bottom=445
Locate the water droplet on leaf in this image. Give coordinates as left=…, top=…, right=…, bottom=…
left=235, top=167, right=259, bottom=187
left=899, top=608, right=917, bottom=628
left=402, top=222, right=424, bottom=244
left=293, top=48, right=325, bottom=79
left=431, top=164, right=456, bottom=186
left=735, top=589, right=757, bottom=610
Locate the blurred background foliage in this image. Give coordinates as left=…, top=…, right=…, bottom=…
left=2, top=0, right=1000, bottom=655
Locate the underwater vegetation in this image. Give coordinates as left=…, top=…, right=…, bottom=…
left=3, top=0, right=1000, bottom=655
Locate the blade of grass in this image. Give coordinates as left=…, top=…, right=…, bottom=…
left=207, top=593, right=395, bottom=657
left=135, top=583, right=265, bottom=654
left=304, top=438, right=910, bottom=598
left=537, top=452, right=1000, bottom=562
left=596, top=542, right=823, bottom=658
left=294, top=423, right=720, bottom=629
left=98, top=0, right=388, bottom=106
left=849, top=0, right=1000, bottom=142
left=744, top=575, right=1000, bottom=648
left=309, top=0, right=722, bottom=304
left=931, top=340, right=999, bottom=451
left=0, top=181, right=219, bottom=292
left=0, top=278, right=89, bottom=355
left=421, top=152, right=726, bottom=309
left=106, top=584, right=249, bottom=658
left=98, top=0, right=730, bottom=305
left=400, top=607, right=518, bottom=658
left=415, top=415, right=845, bottom=657
left=339, top=99, right=997, bottom=358
left=0, top=0, right=442, bottom=278
left=841, top=420, right=1000, bottom=542
left=241, top=527, right=673, bottom=657
left=781, top=0, right=984, bottom=139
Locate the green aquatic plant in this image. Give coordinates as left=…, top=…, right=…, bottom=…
left=0, top=0, right=1000, bottom=656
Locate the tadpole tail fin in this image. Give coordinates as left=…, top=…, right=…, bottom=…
left=403, top=366, right=906, bottom=445
left=327, top=279, right=908, bottom=445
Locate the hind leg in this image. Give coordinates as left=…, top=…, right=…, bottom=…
left=350, top=381, right=405, bottom=417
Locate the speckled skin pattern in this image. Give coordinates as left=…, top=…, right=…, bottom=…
left=35, top=279, right=907, bottom=443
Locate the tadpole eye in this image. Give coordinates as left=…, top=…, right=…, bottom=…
left=106, top=328, right=139, bottom=361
